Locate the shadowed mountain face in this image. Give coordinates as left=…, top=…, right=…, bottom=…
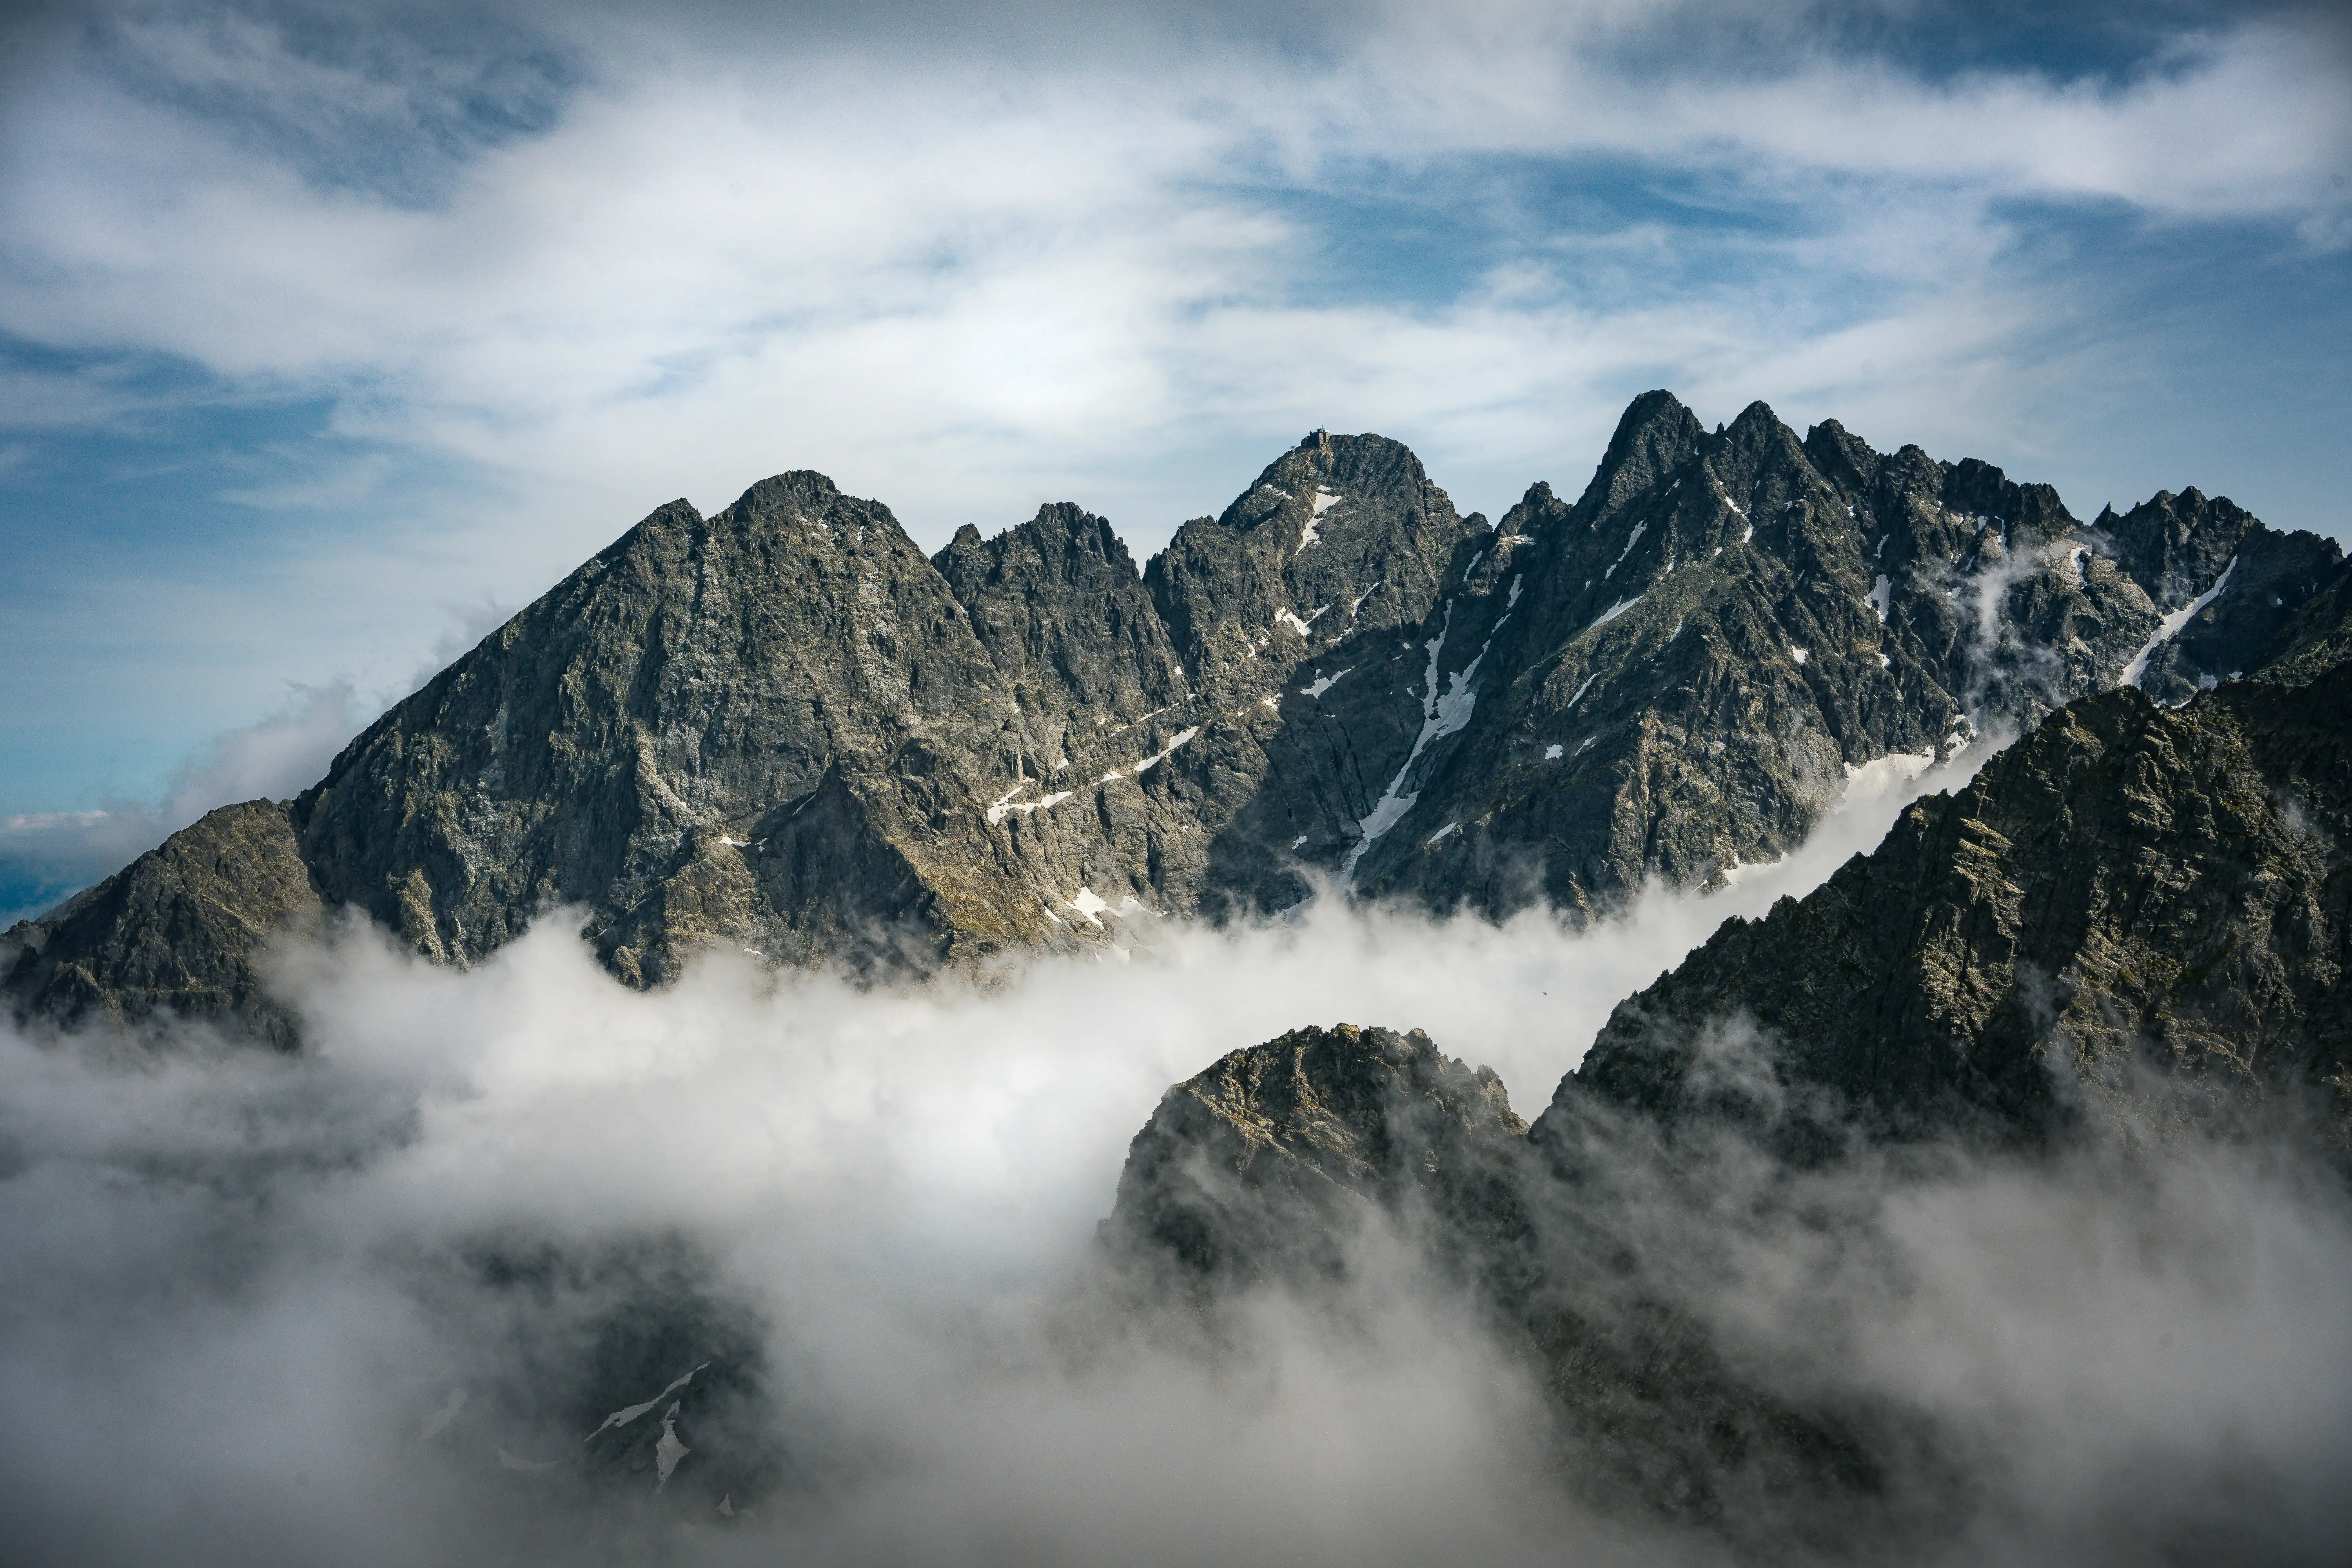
left=1553, top=643, right=2352, bottom=1161
left=7, top=394, right=2339, bottom=1041
left=1311, top=398, right=2335, bottom=917
left=1098, top=600, right=2352, bottom=1554
left=0, top=800, right=319, bottom=1049
left=1101, top=1023, right=1529, bottom=1286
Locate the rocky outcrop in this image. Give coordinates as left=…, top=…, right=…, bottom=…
left=1313, top=398, right=2260, bottom=915
left=2100, top=488, right=2346, bottom=704
left=289, top=475, right=1056, bottom=985
left=1097, top=1021, right=1917, bottom=1546
left=1102, top=607, right=2352, bottom=1546
left=1101, top=1023, right=1528, bottom=1283
left=2240, top=554, right=2352, bottom=691
left=934, top=501, right=1191, bottom=732
left=0, top=800, right=318, bottom=1046
left=1555, top=649, right=2352, bottom=1158
left=1144, top=431, right=1478, bottom=706
left=1104, top=590, right=2352, bottom=1261
left=10, top=394, right=2323, bottom=1040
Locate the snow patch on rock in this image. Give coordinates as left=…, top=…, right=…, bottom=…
left=2122, top=556, right=2237, bottom=689
left=1604, top=522, right=1646, bottom=579
left=1300, top=667, right=1354, bottom=699
left=1590, top=594, right=1642, bottom=630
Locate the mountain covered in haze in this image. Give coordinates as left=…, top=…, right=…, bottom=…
left=6, top=391, right=2343, bottom=1045
left=1100, top=596, right=2352, bottom=1554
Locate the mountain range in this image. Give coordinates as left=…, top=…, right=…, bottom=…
left=7, top=391, right=2339, bottom=1048
left=8, top=389, right=2349, bottom=1555
left=1100, top=577, right=2351, bottom=1548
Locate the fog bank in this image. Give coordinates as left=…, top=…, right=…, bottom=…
left=2, top=746, right=2346, bottom=1566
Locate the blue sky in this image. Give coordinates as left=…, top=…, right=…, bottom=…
left=1, top=0, right=2348, bottom=920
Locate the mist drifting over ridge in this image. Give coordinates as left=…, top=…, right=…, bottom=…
left=4, top=2, right=2349, bottom=1561
left=3, top=753, right=2348, bottom=1568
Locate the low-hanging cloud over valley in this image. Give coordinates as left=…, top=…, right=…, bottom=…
left=3, top=10, right=2349, bottom=1561
left=3, top=753, right=2348, bottom=1565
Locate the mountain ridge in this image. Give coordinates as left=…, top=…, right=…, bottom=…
left=1096, top=591, right=2352, bottom=1549
left=8, top=392, right=2339, bottom=1042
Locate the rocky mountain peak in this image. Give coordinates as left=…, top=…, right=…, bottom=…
left=1145, top=430, right=1477, bottom=704
left=11, top=391, right=2327, bottom=1043
left=2102, top=486, right=2261, bottom=605
left=1102, top=1022, right=1528, bottom=1283
left=1722, top=396, right=1788, bottom=441
left=1800, top=417, right=1879, bottom=492
left=934, top=500, right=1189, bottom=730
left=1550, top=645, right=2352, bottom=1158
left=1101, top=595, right=2352, bottom=1554
left=1574, top=388, right=1706, bottom=517
left=731, top=466, right=844, bottom=515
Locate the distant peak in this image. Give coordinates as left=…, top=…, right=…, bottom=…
left=732, top=468, right=842, bottom=514
left=1616, top=388, right=1692, bottom=426
left=1579, top=391, right=1705, bottom=516
left=1803, top=418, right=1880, bottom=490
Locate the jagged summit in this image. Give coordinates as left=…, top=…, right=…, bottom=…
left=8, top=393, right=2334, bottom=1043
left=933, top=501, right=1187, bottom=728
left=1569, top=389, right=1705, bottom=518
left=1145, top=429, right=1474, bottom=706
left=1100, top=603, right=2352, bottom=1550
left=1556, top=648, right=2352, bottom=1158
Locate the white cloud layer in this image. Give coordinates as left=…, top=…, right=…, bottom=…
left=0, top=745, right=2345, bottom=1565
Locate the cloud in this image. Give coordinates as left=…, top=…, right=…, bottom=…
left=1, top=0, right=2346, bottom=813
left=0, top=681, right=360, bottom=925
left=4, top=4, right=2345, bottom=530
left=160, top=678, right=362, bottom=822
left=0, top=750, right=2345, bottom=1564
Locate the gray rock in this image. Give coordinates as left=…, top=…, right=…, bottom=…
left=1321, top=395, right=2209, bottom=916
left=1548, top=642, right=2352, bottom=1158
left=1100, top=1022, right=1528, bottom=1285
left=1096, top=1018, right=1915, bottom=1547
left=2107, top=491, right=2347, bottom=703
left=1, top=800, right=317, bottom=1047
left=1101, top=598, right=2352, bottom=1546
left=934, top=502, right=1189, bottom=728
left=11, top=394, right=2323, bottom=1040
left=289, top=473, right=1056, bottom=985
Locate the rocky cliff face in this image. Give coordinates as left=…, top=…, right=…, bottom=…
left=8, top=393, right=2334, bottom=1042
left=1101, top=1023, right=1528, bottom=1285
left=2102, top=487, right=2347, bottom=704
left=1556, top=632, right=2352, bottom=1160
left=1096, top=1020, right=1929, bottom=1546
left=1098, top=602, right=2352, bottom=1549
left=296, top=474, right=1049, bottom=986
left=1316, top=397, right=2337, bottom=916
left=0, top=800, right=318, bottom=1046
